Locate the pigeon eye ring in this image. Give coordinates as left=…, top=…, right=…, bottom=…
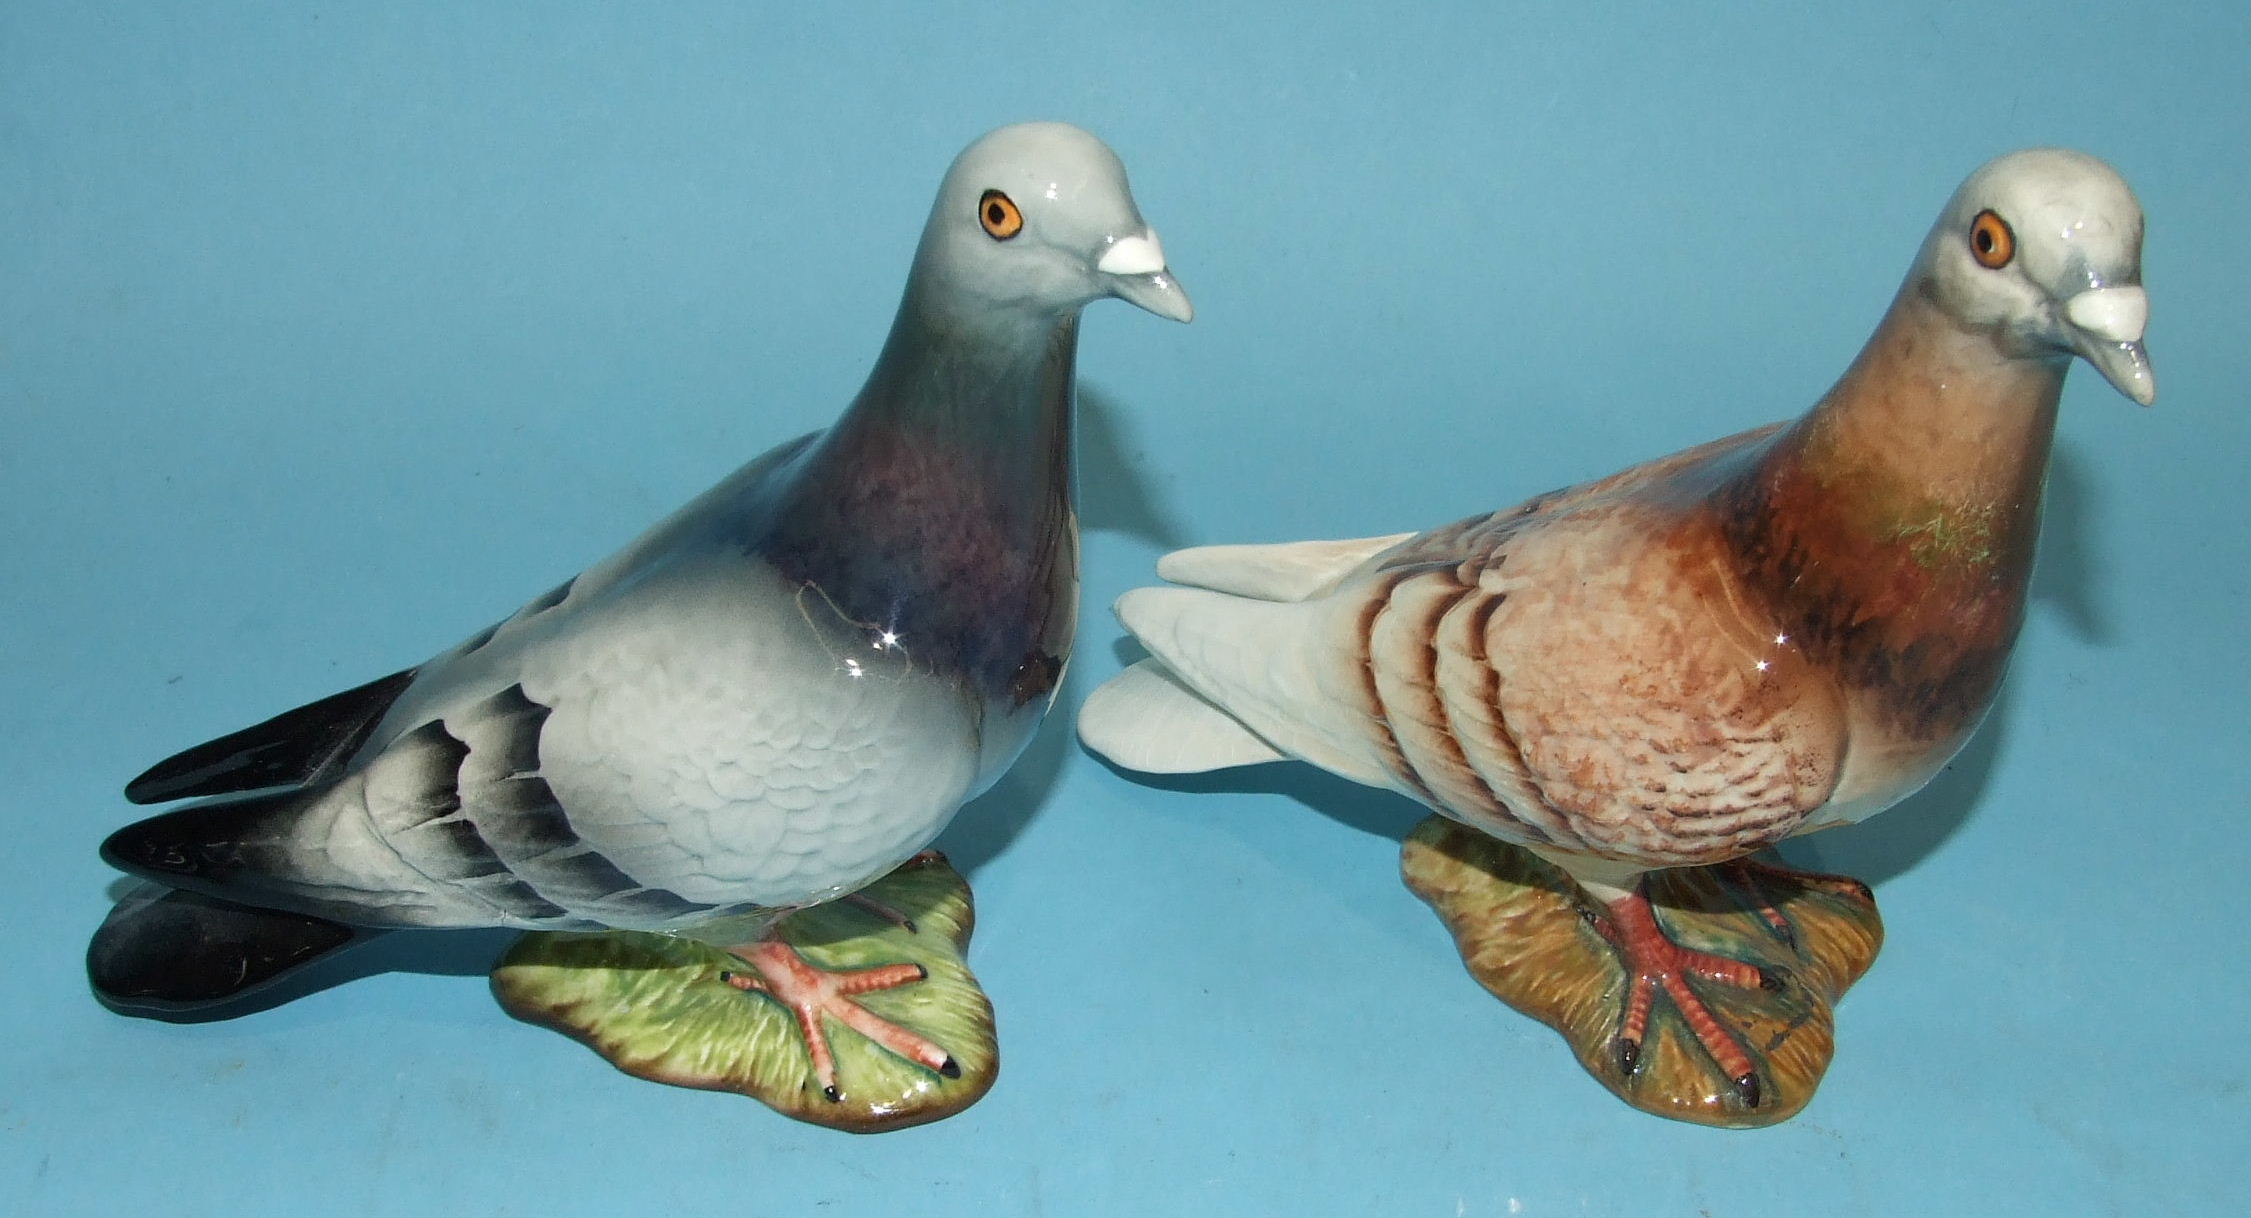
left=1970, top=208, right=2014, bottom=268
left=978, top=189, right=1024, bottom=240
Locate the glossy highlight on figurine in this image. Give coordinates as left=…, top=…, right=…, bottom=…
left=1080, top=148, right=2151, bottom=1127
left=87, top=121, right=1190, bottom=1132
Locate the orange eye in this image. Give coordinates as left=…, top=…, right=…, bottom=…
left=1969, top=209, right=2014, bottom=269
left=978, top=189, right=1023, bottom=240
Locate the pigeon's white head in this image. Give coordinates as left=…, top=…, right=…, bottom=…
left=912, top=122, right=1192, bottom=326
left=1918, top=148, right=2154, bottom=405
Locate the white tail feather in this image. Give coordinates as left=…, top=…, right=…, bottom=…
left=1155, top=534, right=1413, bottom=601
left=1108, top=586, right=1393, bottom=789
left=1077, top=659, right=1285, bottom=772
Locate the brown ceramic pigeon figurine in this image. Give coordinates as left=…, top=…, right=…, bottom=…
left=1078, top=148, right=2151, bottom=1111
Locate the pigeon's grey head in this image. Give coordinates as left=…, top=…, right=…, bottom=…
left=1917, top=148, right=2153, bottom=405
left=912, top=122, right=1192, bottom=326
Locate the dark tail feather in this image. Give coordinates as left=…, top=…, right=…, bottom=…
left=101, top=786, right=335, bottom=916
left=87, top=884, right=384, bottom=1015
left=126, top=667, right=418, bottom=804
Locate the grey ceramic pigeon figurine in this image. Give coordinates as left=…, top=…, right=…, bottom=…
left=93, top=122, right=1190, bottom=1101
left=1079, top=148, right=2148, bottom=1110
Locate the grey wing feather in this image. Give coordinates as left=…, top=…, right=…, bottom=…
left=104, top=683, right=734, bottom=931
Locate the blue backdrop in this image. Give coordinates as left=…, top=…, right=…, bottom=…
left=4, top=3, right=2244, bottom=1215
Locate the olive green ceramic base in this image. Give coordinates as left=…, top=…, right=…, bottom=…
left=1402, top=817, right=1883, bottom=1128
left=491, top=851, right=995, bottom=1133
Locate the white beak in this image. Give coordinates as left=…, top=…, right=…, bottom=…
left=1097, top=232, right=1169, bottom=276
left=2061, top=284, right=2156, bottom=406
left=2065, top=286, right=2148, bottom=344
left=1098, top=229, right=1192, bottom=323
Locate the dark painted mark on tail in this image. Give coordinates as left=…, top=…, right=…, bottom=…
left=103, top=786, right=316, bottom=885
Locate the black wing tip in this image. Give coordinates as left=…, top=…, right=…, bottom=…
left=100, top=816, right=198, bottom=880
left=100, top=790, right=300, bottom=885
left=124, top=750, right=211, bottom=804
left=123, top=763, right=210, bottom=806
left=123, top=667, right=419, bottom=805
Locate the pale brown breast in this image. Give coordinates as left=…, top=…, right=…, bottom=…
left=1347, top=431, right=1847, bottom=868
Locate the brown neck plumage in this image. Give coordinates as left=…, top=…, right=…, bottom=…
left=1718, top=283, right=2066, bottom=739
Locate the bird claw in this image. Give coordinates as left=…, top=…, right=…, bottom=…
left=721, top=940, right=956, bottom=1103
left=1734, top=1071, right=1763, bottom=1108
left=1594, top=885, right=1779, bottom=1109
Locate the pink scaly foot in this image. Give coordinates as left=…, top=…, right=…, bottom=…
left=719, top=939, right=960, bottom=1102
left=1593, top=885, right=1786, bottom=1109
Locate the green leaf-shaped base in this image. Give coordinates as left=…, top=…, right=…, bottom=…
left=1402, top=817, right=1883, bottom=1128
left=491, top=852, right=996, bottom=1133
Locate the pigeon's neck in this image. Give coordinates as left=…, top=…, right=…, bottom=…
left=758, top=281, right=1081, bottom=708
left=1782, top=286, right=2066, bottom=536
left=844, top=282, right=1082, bottom=448
left=1719, top=284, right=2065, bottom=739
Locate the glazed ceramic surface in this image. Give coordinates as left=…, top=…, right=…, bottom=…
left=493, top=851, right=997, bottom=1132
left=1402, top=823, right=1882, bottom=1126
left=1080, top=149, right=2153, bottom=1123
left=87, top=121, right=1189, bottom=1115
